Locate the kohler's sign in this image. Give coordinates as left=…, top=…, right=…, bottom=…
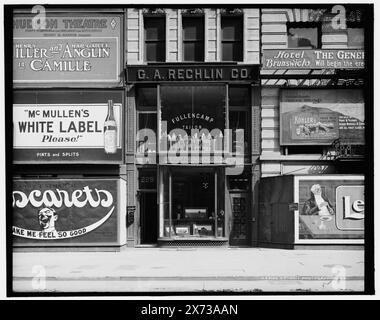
left=13, top=179, right=119, bottom=245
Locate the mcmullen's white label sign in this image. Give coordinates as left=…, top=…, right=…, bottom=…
left=13, top=102, right=123, bottom=163
left=13, top=179, right=119, bottom=244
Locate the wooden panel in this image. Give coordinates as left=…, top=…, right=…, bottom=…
left=246, top=18, right=260, bottom=29
left=247, top=29, right=259, bottom=40
left=262, top=24, right=287, bottom=33
left=262, top=162, right=281, bottom=173
left=262, top=139, right=280, bottom=149
left=167, top=9, right=179, bottom=62
left=126, top=86, right=136, bottom=158
left=262, top=118, right=279, bottom=129
left=251, top=105, right=261, bottom=155
left=261, top=108, right=278, bottom=118
left=245, top=10, right=260, bottom=64
left=244, top=8, right=260, bottom=18
left=262, top=13, right=288, bottom=23
left=262, top=129, right=279, bottom=139
left=262, top=34, right=288, bottom=44
left=322, top=33, right=348, bottom=43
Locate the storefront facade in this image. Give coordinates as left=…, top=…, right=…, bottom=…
left=125, top=8, right=261, bottom=246
left=12, top=8, right=128, bottom=249
left=10, top=5, right=370, bottom=249
left=257, top=6, right=367, bottom=247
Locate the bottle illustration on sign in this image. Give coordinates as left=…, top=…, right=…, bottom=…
left=104, top=100, right=117, bottom=154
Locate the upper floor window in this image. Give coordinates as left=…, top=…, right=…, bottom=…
left=221, top=16, right=243, bottom=61
left=182, top=16, right=204, bottom=61
left=144, top=17, right=166, bottom=62
left=287, top=22, right=321, bottom=49
left=347, top=27, right=364, bottom=48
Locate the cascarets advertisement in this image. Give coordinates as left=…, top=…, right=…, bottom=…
left=280, top=89, right=365, bottom=145
left=13, top=90, right=123, bottom=163
left=13, top=179, right=120, bottom=245
left=13, top=14, right=121, bottom=85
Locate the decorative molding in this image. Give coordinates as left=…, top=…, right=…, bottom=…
left=181, top=8, right=205, bottom=16
left=220, top=8, right=243, bottom=16
left=142, top=8, right=166, bottom=16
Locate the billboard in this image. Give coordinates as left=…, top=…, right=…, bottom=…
left=280, top=89, right=365, bottom=146
left=262, top=49, right=364, bottom=69
left=13, top=13, right=122, bottom=85
left=296, top=176, right=364, bottom=242
left=13, top=178, right=122, bottom=246
left=13, top=90, right=124, bottom=163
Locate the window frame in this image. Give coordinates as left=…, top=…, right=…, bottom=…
left=182, top=15, right=205, bottom=62
left=144, top=16, right=166, bottom=62
left=286, top=22, right=322, bottom=49
left=221, top=15, right=244, bottom=62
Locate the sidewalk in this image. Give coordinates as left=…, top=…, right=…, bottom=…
left=12, top=247, right=365, bottom=293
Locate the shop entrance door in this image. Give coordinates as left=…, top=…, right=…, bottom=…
left=140, top=192, right=158, bottom=244
left=229, top=193, right=250, bottom=246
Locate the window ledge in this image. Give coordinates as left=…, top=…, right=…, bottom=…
left=260, top=154, right=327, bottom=161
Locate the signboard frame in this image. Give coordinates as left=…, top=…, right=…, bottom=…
left=294, top=175, right=364, bottom=245
left=13, top=89, right=125, bottom=164
left=12, top=177, right=127, bottom=247
left=126, top=64, right=260, bottom=83
left=279, top=88, right=365, bottom=146
left=262, top=49, right=365, bottom=70
left=13, top=12, right=123, bottom=87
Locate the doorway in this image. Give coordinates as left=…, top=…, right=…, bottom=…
left=140, top=191, right=158, bottom=244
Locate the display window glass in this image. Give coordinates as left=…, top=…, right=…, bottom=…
left=160, top=85, right=226, bottom=156
left=161, top=167, right=225, bottom=239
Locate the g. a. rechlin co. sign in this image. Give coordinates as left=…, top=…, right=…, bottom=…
left=126, top=65, right=259, bottom=83
left=13, top=90, right=123, bottom=163
left=13, top=179, right=119, bottom=245
left=13, top=14, right=121, bottom=85
left=262, top=49, right=364, bottom=69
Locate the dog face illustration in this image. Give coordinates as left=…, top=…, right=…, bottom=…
left=38, top=207, right=58, bottom=231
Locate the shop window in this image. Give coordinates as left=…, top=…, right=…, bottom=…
left=182, top=16, right=204, bottom=61
left=287, top=22, right=321, bottom=49
left=144, top=17, right=166, bottom=62
left=160, top=85, right=226, bottom=154
left=136, top=86, right=157, bottom=109
left=161, top=167, right=225, bottom=239
left=221, top=16, right=243, bottom=61
left=136, top=86, right=157, bottom=156
left=227, top=169, right=251, bottom=191
left=229, top=86, right=250, bottom=156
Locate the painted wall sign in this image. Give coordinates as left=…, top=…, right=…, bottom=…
left=280, top=89, right=364, bottom=146
left=297, top=177, right=364, bottom=241
left=262, top=49, right=364, bottom=69
left=13, top=14, right=122, bottom=85
left=126, top=65, right=259, bottom=82
left=13, top=90, right=123, bottom=163
left=13, top=179, right=120, bottom=245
